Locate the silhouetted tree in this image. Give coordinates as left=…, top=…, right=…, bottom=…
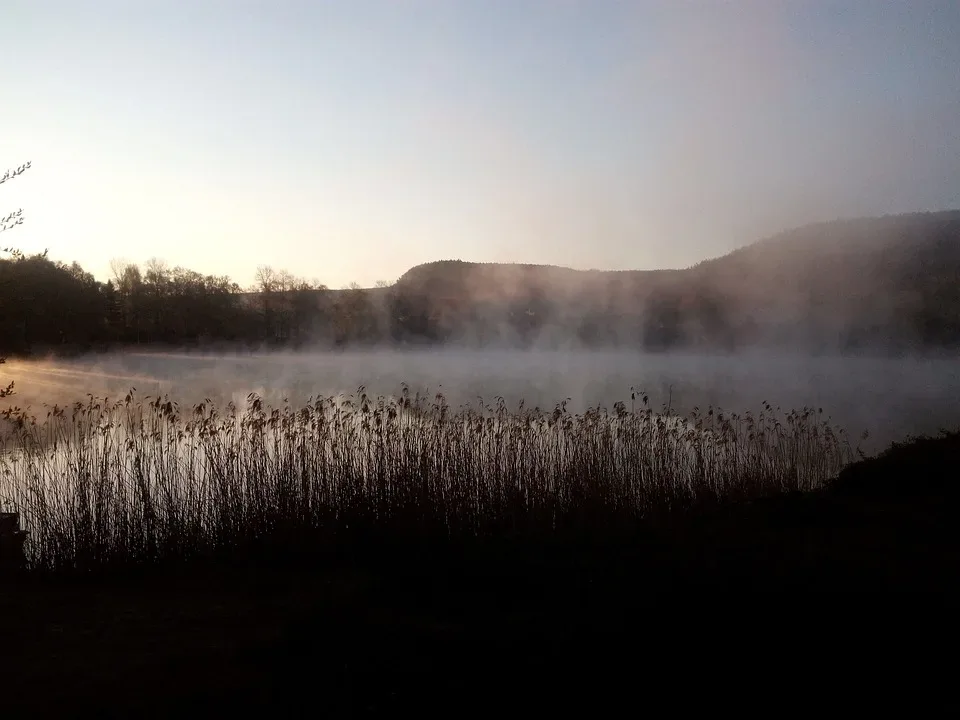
left=1, top=160, right=32, bottom=397
left=290, top=278, right=324, bottom=346
left=642, top=287, right=685, bottom=350
left=1, top=161, right=30, bottom=237
left=0, top=210, right=958, bottom=361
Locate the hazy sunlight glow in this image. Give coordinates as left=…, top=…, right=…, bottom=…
left=5, top=0, right=960, bottom=288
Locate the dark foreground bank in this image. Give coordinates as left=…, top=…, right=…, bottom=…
left=2, top=431, right=958, bottom=717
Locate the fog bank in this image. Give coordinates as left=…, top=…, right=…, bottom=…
left=3, top=349, right=958, bottom=456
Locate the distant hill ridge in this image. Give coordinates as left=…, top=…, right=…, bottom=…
left=3, top=210, right=958, bottom=354
left=385, top=210, right=960, bottom=352
left=397, top=210, right=960, bottom=287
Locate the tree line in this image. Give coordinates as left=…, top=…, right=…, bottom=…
left=0, top=254, right=395, bottom=354
left=0, top=250, right=746, bottom=355
left=3, top=194, right=959, bottom=366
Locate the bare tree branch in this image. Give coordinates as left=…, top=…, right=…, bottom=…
left=2, top=160, right=32, bottom=397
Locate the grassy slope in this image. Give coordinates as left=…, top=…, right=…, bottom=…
left=2, top=432, right=958, bottom=717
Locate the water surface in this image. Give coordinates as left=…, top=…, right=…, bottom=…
left=3, top=349, right=958, bottom=455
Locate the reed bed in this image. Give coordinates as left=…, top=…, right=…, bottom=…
left=0, top=384, right=855, bottom=574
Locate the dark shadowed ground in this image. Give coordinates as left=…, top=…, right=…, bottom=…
left=3, top=432, right=959, bottom=717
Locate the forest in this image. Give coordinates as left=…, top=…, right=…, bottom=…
left=2, top=210, right=959, bottom=357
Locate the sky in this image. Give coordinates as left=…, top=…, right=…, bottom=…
left=3, top=0, right=959, bottom=290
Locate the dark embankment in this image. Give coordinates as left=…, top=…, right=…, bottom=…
left=3, top=432, right=958, bottom=716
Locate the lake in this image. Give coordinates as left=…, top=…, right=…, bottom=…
left=2, top=348, right=958, bottom=455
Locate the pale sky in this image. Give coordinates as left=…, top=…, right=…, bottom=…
left=4, top=0, right=959, bottom=289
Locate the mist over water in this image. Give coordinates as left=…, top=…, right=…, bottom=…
left=4, top=349, right=958, bottom=456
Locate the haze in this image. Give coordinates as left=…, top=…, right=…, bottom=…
left=5, top=0, right=960, bottom=288
left=3, top=349, right=957, bottom=456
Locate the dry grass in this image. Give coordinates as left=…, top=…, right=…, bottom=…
left=0, top=384, right=855, bottom=574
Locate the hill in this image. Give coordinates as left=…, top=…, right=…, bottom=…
left=388, top=210, right=960, bottom=352
left=2, top=210, right=959, bottom=355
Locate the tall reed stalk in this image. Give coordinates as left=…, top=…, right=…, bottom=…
left=0, top=385, right=855, bottom=573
